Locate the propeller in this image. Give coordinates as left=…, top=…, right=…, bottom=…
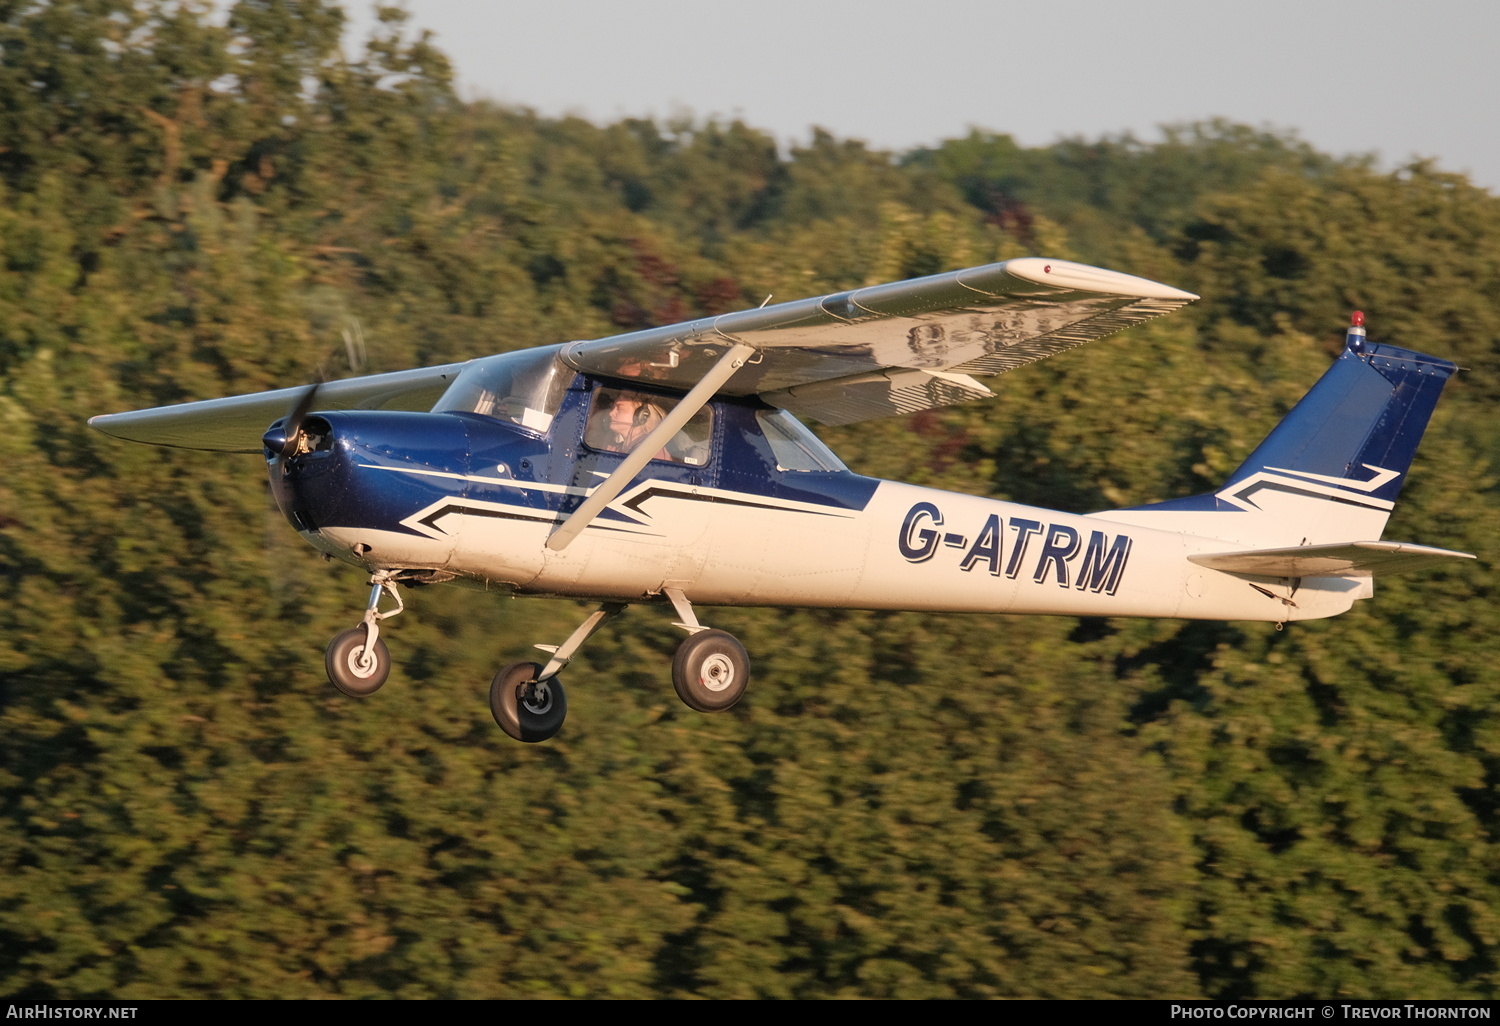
left=262, top=381, right=322, bottom=459
left=263, top=320, right=368, bottom=459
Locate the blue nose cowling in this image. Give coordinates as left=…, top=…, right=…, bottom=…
left=268, top=410, right=478, bottom=536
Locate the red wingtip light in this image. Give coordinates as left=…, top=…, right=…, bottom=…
left=1351, top=310, right=1365, bottom=327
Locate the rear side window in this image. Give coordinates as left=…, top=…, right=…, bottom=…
left=756, top=409, right=847, bottom=472
left=584, top=387, right=712, bottom=466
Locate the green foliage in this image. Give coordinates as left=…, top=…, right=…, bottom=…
left=0, top=0, right=1495, bottom=999
left=905, top=120, right=1350, bottom=265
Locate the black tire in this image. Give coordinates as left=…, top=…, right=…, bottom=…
left=325, top=627, right=391, bottom=697
left=489, top=661, right=568, bottom=743
left=671, top=629, right=750, bottom=712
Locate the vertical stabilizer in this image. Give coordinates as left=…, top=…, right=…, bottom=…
left=1099, top=316, right=1458, bottom=547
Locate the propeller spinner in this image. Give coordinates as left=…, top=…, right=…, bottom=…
left=262, top=382, right=322, bottom=458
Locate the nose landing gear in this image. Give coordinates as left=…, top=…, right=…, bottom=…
left=325, top=572, right=403, bottom=697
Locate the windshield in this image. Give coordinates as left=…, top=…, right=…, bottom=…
left=430, top=347, right=569, bottom=433
left=756, top=409, right=847, bottom=472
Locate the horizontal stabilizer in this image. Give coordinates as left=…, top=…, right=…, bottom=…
left=1189, top=540, right=1476, bottom=578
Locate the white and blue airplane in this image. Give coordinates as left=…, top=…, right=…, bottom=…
left=90, top=258, right=1474, bottom=742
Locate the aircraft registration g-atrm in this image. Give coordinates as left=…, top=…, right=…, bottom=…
left=90, top=258, right=1474, bottom=742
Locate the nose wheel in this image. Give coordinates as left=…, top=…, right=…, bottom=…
left=326, top=571, right=403, bottom=697
left=326, top=627, right=391, bottom=696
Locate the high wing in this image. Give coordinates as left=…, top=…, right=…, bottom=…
left=563, top=257, right=1197, bottom=424
left=1188, top=541, right=1477, bottom=578
left=88, top=257, right=1195, bottom=451
left=89, top=363, right=467, bottom=452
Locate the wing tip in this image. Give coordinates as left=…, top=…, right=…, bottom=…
left=1004, top=257, right=1199, bottom=302
left=87, top=412, right=132, bottom=440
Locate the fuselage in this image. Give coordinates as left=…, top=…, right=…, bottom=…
left=267, top=371, right=1359, bottom=625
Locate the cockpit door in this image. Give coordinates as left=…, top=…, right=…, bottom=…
left=558, top=381, right=720, bottom=498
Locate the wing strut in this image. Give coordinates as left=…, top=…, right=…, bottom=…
left=546, top=342, right=755, bottom=552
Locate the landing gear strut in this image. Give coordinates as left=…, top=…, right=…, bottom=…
left=490, top=602, right=626, bottom=743
left=487, top=591, right=752, bottom=743
left=325, top=572, right=403, bottom=697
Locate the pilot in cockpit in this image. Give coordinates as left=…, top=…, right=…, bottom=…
left=587, top=389, right=674, bottom=461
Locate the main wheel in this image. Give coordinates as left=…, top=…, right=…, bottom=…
left=326, top=627, right=391, bottom=697
left=672, top=629, right=750, bottom=712
left=490, top=661, right=568, bottom=743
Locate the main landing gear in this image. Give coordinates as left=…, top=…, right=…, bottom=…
left=488, top=589, right=753, bottom=742
left=488, top=602, right=625, bottom=743
left=663, top=588, right=750, bottom=713
left=324, top=577, right=752, bottom=743
left=487, top=591, right=751, bottom=742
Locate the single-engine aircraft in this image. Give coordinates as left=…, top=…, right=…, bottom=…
left=90, top=258, right=1475, bottom=742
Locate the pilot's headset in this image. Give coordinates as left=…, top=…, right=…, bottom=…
left=603, top=393, right=658, bottom=446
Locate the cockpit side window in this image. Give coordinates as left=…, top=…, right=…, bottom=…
left=430, top=347, right=568, bottom=432
left=756, top=409, right=847, bottom=472
left=584, top=386, right=712, bottom=466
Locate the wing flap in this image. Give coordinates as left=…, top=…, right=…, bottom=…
left=1188, top=540, right=1476, bottom=578
left=765, top=369, right=993, bottom=426
left=89, top=363, right=468, bottom=453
